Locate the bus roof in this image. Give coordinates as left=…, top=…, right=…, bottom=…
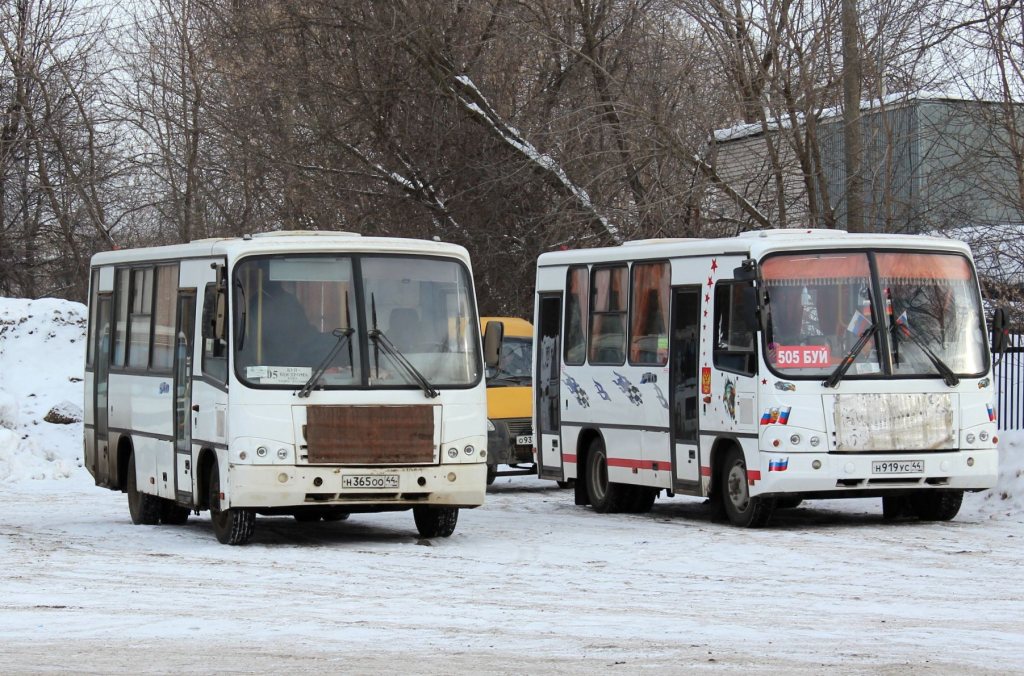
left=90, top=231, right=473, bottom=268
left=537, top=229, right=973, bottom=267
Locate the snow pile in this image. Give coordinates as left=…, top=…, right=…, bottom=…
left=977, top=430, right=1024, bottom=520
left=0, top=297, right=86, bottom=482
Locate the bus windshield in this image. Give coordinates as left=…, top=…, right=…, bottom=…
left=761, top=251, right=986, bottom=379
left=234, top=255, right=480, bottom=389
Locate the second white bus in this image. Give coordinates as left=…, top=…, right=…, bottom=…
left=533, top=230, right=1005, bottom=526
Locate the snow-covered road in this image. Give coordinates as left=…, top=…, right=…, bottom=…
left=1, top=472, right=1021, bottom=674
left=2, top=297, right=1022, bottom=673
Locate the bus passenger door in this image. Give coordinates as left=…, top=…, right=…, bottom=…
left=174, top=291, right=197, bottom=503
left=535, top=294, right=563, bottom=481
left=670, top=286, right=702, bottom=492
left=92, top=296, right=112, bottom=486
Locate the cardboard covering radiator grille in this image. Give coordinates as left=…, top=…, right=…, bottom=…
left=305, top=405, right=435, bottom=464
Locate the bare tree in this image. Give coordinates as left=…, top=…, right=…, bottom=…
left=0, top=0, right=114, bottom=300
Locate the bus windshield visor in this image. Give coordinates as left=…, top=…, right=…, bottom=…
left=233, top=255, right=480, bottom=389
left=877, top=252, right=987, bottom=377
left=761, top=251, right=986, bottom=379
left=762, top=253, right=881, bottom=377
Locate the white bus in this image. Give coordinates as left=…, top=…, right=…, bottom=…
left=533, top=230, right=1008, bottom=527
left=84, top=231, right=494, bottom=544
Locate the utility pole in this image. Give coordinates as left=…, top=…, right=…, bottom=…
left=841, top=0, right=864, bottom=232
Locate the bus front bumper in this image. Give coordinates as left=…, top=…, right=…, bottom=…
left=224, top=462, right=487, bottom=509
left=750, top=449, right=998, bottom=498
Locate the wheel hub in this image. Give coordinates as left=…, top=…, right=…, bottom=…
left=727, top=463, right=749, bottom=512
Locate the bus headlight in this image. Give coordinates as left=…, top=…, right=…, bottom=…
left=966, top=433, right=976, bottom=444
left=447, top=447, right=459, bottom=459
left=464, top=445, right=475, bottom=456
left=256, top=446, right=268, bottom=458
left=789, top=434, right=801, bottom=446
left=979, top=431, right=990, bottom=442
left=277, top=448, right=288, bottom=460
left=487, top=419, right=495, bottom=432
left=809, top=436, right=821, bottom=447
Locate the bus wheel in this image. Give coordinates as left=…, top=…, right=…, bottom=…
left=208, top=462, right=255, bottom=545
left=486, top=463, right=497, bottom=486
left=909, top=490, right=964, bottom=521
left=585, top=438, right=626, bottom=513
left=160, top=500, right=190, bottom=525
left=126, top=453, right=161, bottom=525
left=720, top=446, right=774, bottom=528
left=413, top=506, right=459, bottom=538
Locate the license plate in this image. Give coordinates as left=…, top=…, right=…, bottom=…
left=342, top=474, right=399, bottom=489
left=872, top=460, right=924, bottom=474
left=516, top=435, right=533, bottom=446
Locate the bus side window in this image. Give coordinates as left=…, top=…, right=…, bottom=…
left=202, top=283, right=228, bottom=383
left=713, top=281, right=757, bottom=376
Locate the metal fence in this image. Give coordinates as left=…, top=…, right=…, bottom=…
left=994, top=333, right=1024, bottom=431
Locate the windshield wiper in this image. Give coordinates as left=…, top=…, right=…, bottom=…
left=823, top=322, right=877, bottom=389
left=368, top=329, right=440, bottom=398
left=892, top=320, right=959, bottom=386
left=296, top=328, right=355, bottom=398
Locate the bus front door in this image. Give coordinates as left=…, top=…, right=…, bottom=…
left=670, top=286, right=702, bottom=492
left=174, top=291, right=196, bottom=503
left=536, top=294, right=563, bottom=481
left=92, top=296, right=112, bottom=486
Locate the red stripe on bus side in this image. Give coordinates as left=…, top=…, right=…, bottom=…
left=607, top=457, right=672, bottom=472
left=558, top=454, right=670, bottom=472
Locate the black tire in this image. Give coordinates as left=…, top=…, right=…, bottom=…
left=126, top=453, right=161, bottom=525
left=776, top=497, right=803, bottom=510
left=413, top=506, right=459, bottom=538
left=160, top=499, right=191, bottom=525
left=882, top=495, right=913, bottom=520
left=208, top=462, right=255, bottom=545
left=486, top=463, right=497, bottom=486
left=720, top=446, right=775, bottom=528
left=909, top=490, right=964, bottom=521
left=585, top=438, right=628, bottom=513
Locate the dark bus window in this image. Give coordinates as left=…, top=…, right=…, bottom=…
left=713, top=281, right=757, bottom=376
left=564, top=266, right=589, bottom=365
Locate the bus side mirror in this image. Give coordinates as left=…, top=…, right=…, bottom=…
left=202, top=287, right=227, bottom=341
left=483, top=320, right=504, bottom=368
left=214, top=292, right=226, bottom=340
left=733, top=259, right=757, bottom=281
left=992, top=307, right=1010, bottom=355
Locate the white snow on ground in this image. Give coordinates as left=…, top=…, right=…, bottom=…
left=0, top=298, right=85, bottom=483
left=1, top=296, right=1023, bottom=673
